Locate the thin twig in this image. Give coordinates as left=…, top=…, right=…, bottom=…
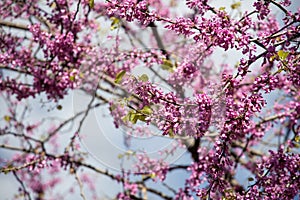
left=75, top=171, right=87, bottom=200
left=13, top=171, right=32, bottom=200
left=43, top=102, right=103, bottom=143
left=0, top=20, right=29, bottom=31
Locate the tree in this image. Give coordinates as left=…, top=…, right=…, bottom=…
left=0, top=0, right=299, bottom=199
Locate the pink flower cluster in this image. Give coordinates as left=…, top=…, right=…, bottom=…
left=247, top=146, right=300, bottom=200
left=168, top=61, right=198, bottom=87
left=134, top=153, right=169, bottom=182
left=106, top=0, right=157, bottom=26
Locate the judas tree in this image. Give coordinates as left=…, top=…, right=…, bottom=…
left=0, top=0, right=299, bottom=199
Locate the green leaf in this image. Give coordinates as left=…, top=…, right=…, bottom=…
left=110, top=17, right=120, bottom=30
left=129, top=112, right=138, bottom=124
left=122, top=114, right=130, bottom=123
left=125, top=150, right=134, bottom=155
left=69, top=76, right=75, bottom=82
left=89, top=0, right=94, bottom=8
left=140, top=106, right=152, bottom=115
left=150, top=173, right=156, bottom=179
left=219, top=7, right=226, bottom=11
left=136, top=114, right=147, bottom=122
left=125, top=108, right=150, bottom=124
left=168, top=129, right=174, bottom=138
left=295, top=135, right=300, bottom=143
left=139, top=74, right=149, bottom=82
left=231, top=2, right=241, bottom=9
left=269, top=54, right=277, bottom=62
left=161, top=59, right=174, bottom=72
left=277, top=50, right=289, bottom=60
left=114, top=70, right=126, bottom=84
left=4, top=115, right=10, bottom=122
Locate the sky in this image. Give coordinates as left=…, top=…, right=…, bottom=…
left=0, top=0, right=300, bottom=199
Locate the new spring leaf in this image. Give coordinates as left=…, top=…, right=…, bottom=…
left=89, top=0, right=94, bottom=8
left=114, top=70, right=126, bottom=84
left=277, top=50, right=289, bottom=60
